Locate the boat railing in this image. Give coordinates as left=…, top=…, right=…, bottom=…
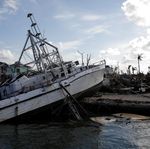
left=69, top=59, right=106, bottom=75
left=92, top=59, right=106, bottom=66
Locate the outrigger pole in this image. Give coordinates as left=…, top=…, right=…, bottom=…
left=59, top=83, right=89, bottom=121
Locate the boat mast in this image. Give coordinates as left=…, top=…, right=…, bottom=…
left=27, top=13, right=51, bottom=71
left=18, top=13, right=67, bottom=75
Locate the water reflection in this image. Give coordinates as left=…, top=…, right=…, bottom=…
left=0, top=120, right=149, bottom=149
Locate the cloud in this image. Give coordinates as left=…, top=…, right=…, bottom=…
left=122, top=0, right=150, bottom=27
left=128, top=35, right=150, bottom=51
left=81, top=14, right=103, bottom=21
left=54, top=40, right=83, bottom=62
left=0, top=49, right=15, bottom=64
left=85, top=25, right=109, bottom=35
left=100, top=48, right=120, bottom=56
left=53, top=13, right=75, bottom=20
left=54, top=12, right=105, bottom=22
left=4, top=0, right=19, bottom=12
left=62, top=51, right=81, bottom=62
left=58, top=40, right=82, bottom=51
left=100, top=33, right=150, bottom=73
left=99, top=0, right=150, bottom=73
left=0, top=0, right=19, bottom=17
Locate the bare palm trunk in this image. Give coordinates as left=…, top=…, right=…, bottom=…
left=138, top=59, right=140, bottom=74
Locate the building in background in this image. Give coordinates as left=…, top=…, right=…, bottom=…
left=0, top=62, right=31, bottom=84
left=0, top=62, right=9, bottom=84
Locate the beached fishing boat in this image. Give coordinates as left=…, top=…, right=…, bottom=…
left=0, top=13, right=106, bottom=123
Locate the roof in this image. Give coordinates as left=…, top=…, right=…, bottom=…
left=0, top=62, right=8, bottom=67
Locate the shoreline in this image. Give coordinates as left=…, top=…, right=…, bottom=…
left=82, top=93, right=150, bottom=116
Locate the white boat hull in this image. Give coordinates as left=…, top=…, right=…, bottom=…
left=0, top=66, right=105, bottom=123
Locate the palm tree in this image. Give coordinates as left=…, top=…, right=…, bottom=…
left=132, top=67, right=137, bottom=74
left=128, top=65, right=131, bottom=75
left=137, top=54, right=143, bottom=74
left=148, top=66, right=150, bottom=73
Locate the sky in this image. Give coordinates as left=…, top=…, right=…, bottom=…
left=0, top=0, right=150, bottom=73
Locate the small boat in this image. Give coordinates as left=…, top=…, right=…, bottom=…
left=0, top=13, right=106, bottom=123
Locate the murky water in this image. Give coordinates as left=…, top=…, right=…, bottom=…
left=0, top=119, right=150, bottom=149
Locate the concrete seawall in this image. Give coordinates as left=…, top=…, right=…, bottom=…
left=82, top=93, right=150, bottom=116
